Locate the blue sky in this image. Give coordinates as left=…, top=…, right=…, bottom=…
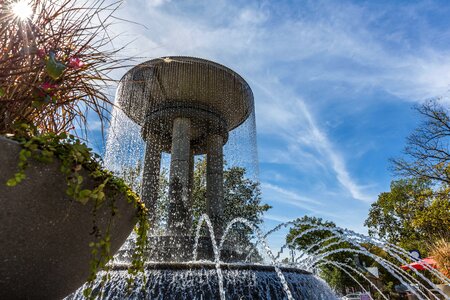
left=90, top=0, right=450, bottom=241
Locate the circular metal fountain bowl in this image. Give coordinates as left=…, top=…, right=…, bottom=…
left=116, top=56, right=254, bottom=132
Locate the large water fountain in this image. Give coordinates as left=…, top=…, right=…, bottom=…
left=68, top=57, right=449, bottom=300
left=116, top=56, right=254, bottom=261
left=66, top=57, right=337, bottom=299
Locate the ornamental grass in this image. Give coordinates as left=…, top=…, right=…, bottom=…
left=430, top=238, right=450, bottom=278
left=0, top=0, right=127, bottom=135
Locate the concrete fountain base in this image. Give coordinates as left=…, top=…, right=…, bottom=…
left=68, top=262, right=337, bottom=300
left=0, top=137, right=137, bottom=299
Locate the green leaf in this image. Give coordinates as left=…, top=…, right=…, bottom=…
left=78, top=196, right=90, bottom=205
left=79, top=189, right=92, bottom=198
left=66, top=186, right=74, bottom=196
left=31, top=100, right=42, bottom=108
left=46, top=51, right=66, bottom=80
left=83, top=288, right=92, bottom=298
left=6, top=178, right=17, bottom=187
left=43, top=94, right=52, bottom=103
left=0, top=87, right=5, bottom=97
left=41, top=150, right=53, bottom=157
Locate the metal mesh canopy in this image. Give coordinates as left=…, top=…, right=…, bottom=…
left=116, top=56, right=254, bottom=132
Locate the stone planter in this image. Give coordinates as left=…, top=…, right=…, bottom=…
left=0, top=137, right=137, bottom=299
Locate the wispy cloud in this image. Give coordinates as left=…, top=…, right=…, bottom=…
left=113, top=1, right=450, bottom=100
left=262, top=182, right=348, bottom=220
left=296, top=101, right=374, bottom=202
left=262, top=183, right=322, bottom=206
left=263, top=213, right=293, bottom=223
left=253, top=79, right=374, bottom=202
left=147, top=0, right=171, bottom=8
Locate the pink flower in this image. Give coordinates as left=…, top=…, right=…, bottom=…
left=40, top=82, right=58, bottom=94
left=37, top=48, right=46, bottom=58
left=68, top=57, right=84, bottom=69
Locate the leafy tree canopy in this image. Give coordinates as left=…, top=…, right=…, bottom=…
left=365, top=178, right=450, bottom=254
left=191, top=159, right=271, bottom=228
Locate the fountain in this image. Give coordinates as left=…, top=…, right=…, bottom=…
left=67, top=57, right=338, bottom=299
left=65, top=56, right=450, bottom=300
left=116, top=56, right=255, bottom=261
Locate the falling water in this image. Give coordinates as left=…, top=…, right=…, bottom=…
left=67, top=215, right=450, bottom=300
left=192, top=214, right=225, bottom=300
left=317, top=260, right=388, bottom=300
left=256, top=221, right=449, bottom=299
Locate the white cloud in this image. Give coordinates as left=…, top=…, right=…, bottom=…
left=263, top=213, right=293, bottom=223
left=146, top=0, right=170, bottom=8
left=253, top=77, right=374, bottom=202
left=109, top=1, right=377, bottom=203
left=114, top=0, right=450, bottom=99
left=262, top=183, right=322, bottom=206
left=238, top=8, right=268, bottom=25
left=297, top=101, right=374, bottom=202
left=262, top=182, right=347, bottom=220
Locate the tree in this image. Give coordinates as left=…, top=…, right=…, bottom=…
left=368, top=99, right=450, bottom=253
left=187, top=159, right=271, bottom=255
left=130, top=158, right=271, bottom=236
left=365, top=178, right=450, bottom=254
left=363, top=99, right=450, bottom=289
left=190, top=159, right=270, bottom=229
left=286, top=216, right=360, bottom=296
left=392, top=99, right=450, bottom=185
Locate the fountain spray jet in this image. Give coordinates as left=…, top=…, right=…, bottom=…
left=116, top=56, right=254, bottom=237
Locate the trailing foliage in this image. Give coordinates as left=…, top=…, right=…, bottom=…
left=4, top=123, right=149, bottom=299
left=1, top=0, right=146, bottom=298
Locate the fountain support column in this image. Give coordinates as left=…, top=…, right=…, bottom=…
left=206, top=133, right=224, bottom=237
left=167, top=117, right=192, bottom=235
left=188, top=149, right=195, bottom=229
left=141, top=134, right=161, bottom=228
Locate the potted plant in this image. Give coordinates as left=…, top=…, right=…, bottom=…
left=0, top=1, right=148, bottom=299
